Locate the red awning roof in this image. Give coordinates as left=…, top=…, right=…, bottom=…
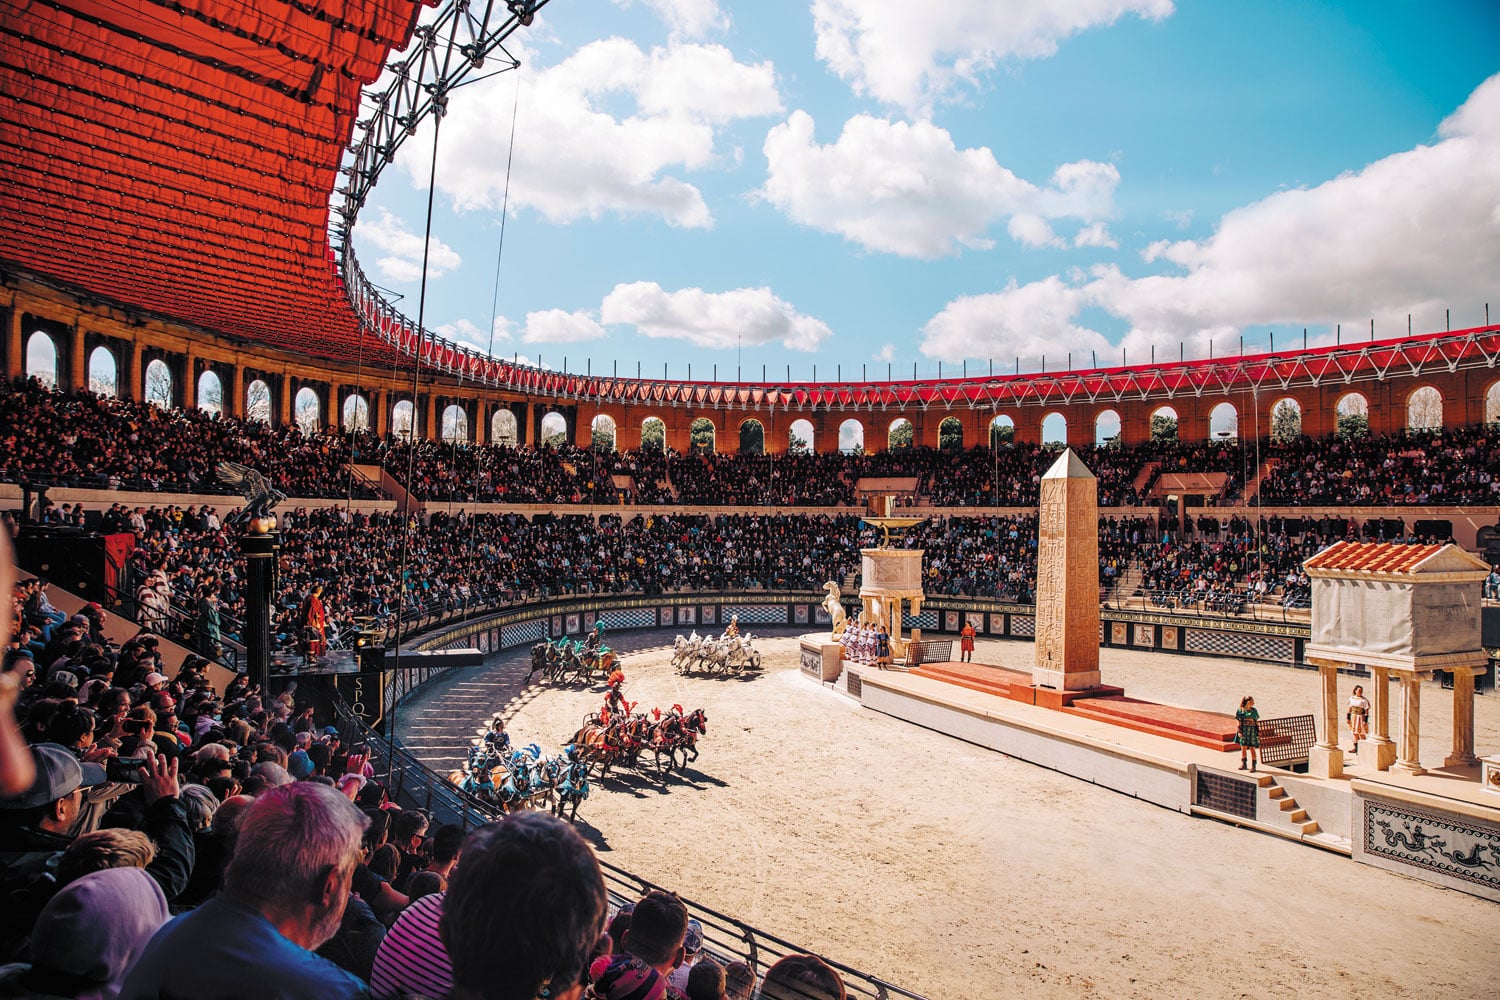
left=0, top=0, right=424, bottom=365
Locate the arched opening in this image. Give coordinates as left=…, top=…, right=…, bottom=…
left=1041, top=412, right=1067, bottom=447
left=392, top=399, right=416, bottom=440
left=838, top=419, right=865, bottom=454
left=888, top=417, right=914, bottom=451
left=246, top=380, right=272, bottom=424
left=739, top=419, right=765, bottom=455
left=789, top=419, right=815, bottom=454
left=640, top=417, right=665, bottom=453
left=688, top=417, right=715, bottom=454
left=989, top=415, right=1015, bottom=448
left=1094, top=409, right=1121, bottom=447
left=144, top=359, right=173, bottom=409
left=1406, top=386, right=1442, bottom=432
left=1208, top=402, right=1238, bottom=442
left=1270, top=398, right=1302, bottom=442
left=294, top=387, right=321, bottom=434
left=441, top=404, right=469, bottom=444
left=197, top=370, right=223, bottom=416
left=540, top=411, right=569, bottom=448
left=343, top=394, right=371, bottom=432
left=1487, top=381, right=1500, bottom=426
left=25, top=331, right=57, bottom=387
left=590, top=414, right=616, bottom=452
left=1149, top=406, right=1178, bottom=442
left=1336, top=392, right=1368, bottom=439
left=490, top=409, right=518, bottom=445
left=87, top=346, right=117, bottom=397
left=938, top=416, right=964, bottom=451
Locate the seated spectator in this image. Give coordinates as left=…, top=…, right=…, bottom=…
left=760, top=954, right=847, bottom=1000
left=369, top=888, right=452, bottom=1000
left=56, top=828, right=154, bottom=887
left=440, top=812, right=607, bottom=1000
left=119, top=782, right=371, bottom=1000
left=685, top=959, right=726, bottom=1000
left=597, top=889, right=689, bottom=1000
left=722, top=962, right=754, bottom=1000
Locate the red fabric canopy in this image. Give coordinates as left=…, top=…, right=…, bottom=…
left=0, top=0, right=423, bottom=366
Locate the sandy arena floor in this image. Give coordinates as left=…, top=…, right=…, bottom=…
left=397, top=633, right=1500, bottom=999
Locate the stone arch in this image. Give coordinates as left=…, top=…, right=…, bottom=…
left=1336, top=392, right=1368, bottom=439
left=989, top=414, right=1015, bottom=448
left=197, top=370, right=224, bottom=416
left=392, top=399, right=416, bottom=440
left=491, top=408, right=518, bottom=445
left=789, top=418, right=815, bottom=453
left=590, top=413, right=616, bottom=452
left=1487, top=380, right=1500, bottom=425
left=540, top=410, right=569, bottom=448
left=888, top=417, right=914, bottom=450
left=640, top=416, right=665, bottom=453
left=1270, top=397, right=1302, bottom=442
left=294, top=387, right=321, bottom=433
left=838, top=418, right=865, bottom=453
left=689, top=417, right=715, bottom=454
left=1406, top=385, right=1442, bottom=431
left=1041, top=412, right=1067, bottom=447
left=25, top=331, right=57, bottom=386
left=1149, top=405, right=1178, bottom=442
left=1094, top=409, right=1121, bottom=446
left=144, top=359, right=173, bottom=408
left=343, top=394, right=371, bottom=431
left=1208, top=401, right=1238, bottom=442
left=246, top=379, right=272, bottom=424
left=441, top=404, right=469, bottom=443
left=938, top=416, right=963, bottom=451
left=87, top=345, right=117, bottom=397
left=739, top=418, right=765, bottom=455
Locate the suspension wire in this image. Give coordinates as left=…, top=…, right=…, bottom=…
left=459, top=69, right=523, bottom=617
left=387, top=111, right=445, bottom=768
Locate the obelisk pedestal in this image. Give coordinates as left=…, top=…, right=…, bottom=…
left=1032, top=450, right=1103, bottom=696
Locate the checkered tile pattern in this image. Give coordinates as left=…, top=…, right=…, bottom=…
left=1185, top=629, right=1295, bottom=662
left=724, top=605, right=789, bottom=624
left=903, top=611, right=938, bottom=629
left=500, top=620, right=547, bottom=650
left=601, top=609, right=657, bottom=630
left=1009, top=615, right=1036, bottom=637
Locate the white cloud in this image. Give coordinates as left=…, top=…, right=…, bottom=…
left=600, top=281, right=832, bottom=351
left=1162, top=208, right=1194, bottom=229
left=1008, top=214, right=1062, bottom=248
left=1073, top=221, right=1117, bottom=248
left=433, top=317, right=513, bottom=355
left=812, top=0, right=1174, bottom=114
left=354, top=208, right=462, bottom=284
left=615, top=0, right=727, bottom=39
left=759, top=111, right=1118, bottom=258
left=522, top=309, right=608, bottom=344
left=918, top=72, right=1500, bottom=361
left=411, top=38, right=780, bottom=229
left=873, top=343, right=896, bottom=362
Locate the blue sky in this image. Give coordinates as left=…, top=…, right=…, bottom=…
left=353, top=0, right=1500, bottom=384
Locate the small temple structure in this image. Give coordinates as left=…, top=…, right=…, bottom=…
left=1302, top=541, right=1491, bottom=777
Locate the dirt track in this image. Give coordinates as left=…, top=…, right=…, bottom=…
left=398, top=634, right=1500, bottom=999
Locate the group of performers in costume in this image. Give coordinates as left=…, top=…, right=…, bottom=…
left=839, top=619, right=892, bottom=668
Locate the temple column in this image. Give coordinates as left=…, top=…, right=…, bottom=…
left=1392, top=673, right=1426, bottom=775
left=70, top=326, right=87, bottom=392
left=225, top=364, right=242, bottom=419
left=1309, top=659, right=1344, bottom=778
left=279, top=379, right=293, bottom=427
left=1445, top=668, right=1480, bottom=768
left=5, top=310, right=22, bottom=377
left=183, top=347, right=196, bottom=409
left=1358, top=667, right=1398, bottom=771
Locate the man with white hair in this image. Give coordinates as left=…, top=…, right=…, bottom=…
left=120, top=781, right=371, bottom=999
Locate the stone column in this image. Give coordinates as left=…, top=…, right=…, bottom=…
left=5, top=310, right=21, bottom=377
left=183, top=348, right=197, bottom=409
left=1445, top=667, right=1480, bottom=768
left=126, top=340, right=143, bottom=401
left=70, top=327, right=87, bottom=392
left=225, top=364, right=242, bottom=419
left=279, top=379, right=293, bottom=427
left=1358, top=667, right=1398, bottom=771
left=1393, top=673, right=1426, bottom=775
left=424, top=394, right=437, bottom=441
left=1032, top=450, right=1101, bottom=691
left=1309, top=659, right=1344, bottom=778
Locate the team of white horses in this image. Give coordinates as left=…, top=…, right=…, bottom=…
left=671, top=629, right=762, bottom=674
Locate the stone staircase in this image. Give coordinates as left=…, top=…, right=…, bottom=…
left=1131, top=460, right=1161, bottom=499
left=1243, top=456, right=1280, bottom=505
left=1196, top=768, right=1351, bottom=855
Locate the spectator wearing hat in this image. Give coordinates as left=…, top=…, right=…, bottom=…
left=120, top=782, right=371, bottom=1000
left=440, top=812, right=607, bottom=1000
left=666, top=919, right=704, bottom=995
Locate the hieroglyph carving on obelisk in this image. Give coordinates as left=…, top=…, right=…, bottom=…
left=1032, top=449, right=1101, bottom=690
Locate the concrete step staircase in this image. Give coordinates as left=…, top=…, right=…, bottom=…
left=1243, top=456, right=1280, bottom=505
left=842, top=571, right=858, bottom=592
left=1131, top=460, right=1161, bottom=498
left=1194, top=768, right=1352, bottom=855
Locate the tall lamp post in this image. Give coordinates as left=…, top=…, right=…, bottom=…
left=239, top=520, right=281, bottom=695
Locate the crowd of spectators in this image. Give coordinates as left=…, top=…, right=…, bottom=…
left=1259, top=425, right=1500, bottom=506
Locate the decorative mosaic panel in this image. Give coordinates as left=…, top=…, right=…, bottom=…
left=1009, top=615, right=1036, bottom=637
left=794, top=604, right=809, bottom=624
left=903, top=611, right=938, bottom=630
left=814, top=606, right=831, bottom=624
left=501, top=619, right=547, bottom=649
left=1134, top=624, right=1155, bottom=647
left=550, top=615, right=562, bottom=637
left=1099, top=622, right=1105, bottom=642
left=565, top=613, right=580, bottom=634
left=1161, top=626, right=1179, bottom=649
left=1362, top=798, right=1500, bottom=894
left=966, top=612, right=984, bottom=629
left=476, top=632, right=490, bottom=654
left=677, top=606, right=696, bottom=625
left=701, top=606, right=717, bottom=626
left=1185, top=629, right=1296, bottom=662
left=724, top=605, right=790, bottom=625
left=988, top=613, right=1006, bottom=634
left=659, top=607, right=674, bottom=626
left=944, top=611, right=960, bottom=631
left=601, top=609, right=657, bottom=630
left=584, top=612, right=596, bottom=632
left=1195, top=770, right=1257, bottom=819
left=800, top=646, right=822, bottom=677
left=1111, top=622, right=1128, bottom=645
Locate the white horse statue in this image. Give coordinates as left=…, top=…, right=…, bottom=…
left=822, top=581, right=848, bottom=638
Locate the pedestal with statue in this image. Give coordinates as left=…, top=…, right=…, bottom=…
left=857, top=496, right=927, bottom=663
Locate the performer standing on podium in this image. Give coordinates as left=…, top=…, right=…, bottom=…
left=300, top=583, right=328, bottom=660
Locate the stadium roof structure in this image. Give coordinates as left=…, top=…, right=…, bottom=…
left=2, top=1, right=1498, bottom=411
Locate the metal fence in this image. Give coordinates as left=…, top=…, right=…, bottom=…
left=328, top=697, right=927, bottom=999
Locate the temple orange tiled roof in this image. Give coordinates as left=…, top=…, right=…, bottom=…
left=1302, top=541, right=1446, bottom=574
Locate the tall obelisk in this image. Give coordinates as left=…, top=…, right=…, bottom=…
left=1032, top=449, right=1101, bottom=691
